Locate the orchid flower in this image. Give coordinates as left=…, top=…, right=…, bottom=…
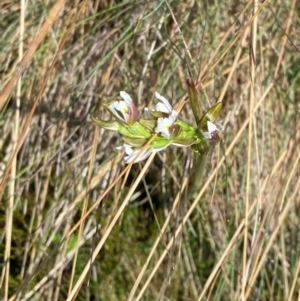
left=108, top=91, right=139, bottom=123
left=144, top=92, right=179, bottom=139
left=196, top=101, right=224, bottom=142
left=117, top=142, right=170, bottom=164
left=154, top=92, right=176, bottom=115
left=202, top=120, right=224, bottom=141
left=144, top=92, right=178, bottom=119
left=155, top=110, right=177, bottom=139
left=116, top=144, right=149, bottom=163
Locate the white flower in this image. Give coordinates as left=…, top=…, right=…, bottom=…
left=117, top=143, right=171, bottom=164
left=154, top=92, right=174, bottom=114
left=155, top=111, right=177, bottom=138
left=202, top=120, right=224, bottom=140
left=117, top=144, right=151, bottom=163
left=109, top=91, right=138, bottom=123
left=116, top=143, right=133, bottom=155
left=144, top=92, right=178, bottom=118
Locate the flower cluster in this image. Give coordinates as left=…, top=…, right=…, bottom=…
left=92, top=88, right=223, bottom=164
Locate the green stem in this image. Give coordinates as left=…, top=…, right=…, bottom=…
left=188, top=154, right=207, bottom=199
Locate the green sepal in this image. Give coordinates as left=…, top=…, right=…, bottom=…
left=175, top=119, right=195, bottom=131
left=122, top=136, right=148, bottom=147
left=91, top=115, right=119, bottom=131
left=119, top=122, right=151, bottom=139
left=193, top=140, right=210, bottom=155
left=118, top=126, right=134, bottom=137
left=172, top=137, right=197, bottom=146
left=152, top=136, right=172, bottom=149
left=139, top=119, right=156, bottom=132
left=129, top=122, right=152, bottom=138
left=103, top=103, right=115, bottom=117
left=150, top=111, right=169, bottom=119
left=174, top=121, right=197, bottom=139
left=170, top=124, right=182, bottom=137
left=175, top=129, right=197, bottom=140
left=198, top=102, right=222, bottom=130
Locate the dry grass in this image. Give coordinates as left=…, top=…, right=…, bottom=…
left=0, top=0, right=300, bottom=300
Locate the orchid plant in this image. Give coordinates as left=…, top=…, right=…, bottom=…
left=91, top=79, right=223, bottom=164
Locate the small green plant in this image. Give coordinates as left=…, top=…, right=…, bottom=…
left=92, top=78, right=223, bottom=163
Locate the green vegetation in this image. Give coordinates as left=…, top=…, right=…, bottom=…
left=0, top=1, right=299, bottom=300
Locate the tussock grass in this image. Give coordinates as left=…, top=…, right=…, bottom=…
left=0, top=0, right=300, bottom=300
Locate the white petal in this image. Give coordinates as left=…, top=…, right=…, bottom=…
left=155, top=92, right=173, bottom=113
left=207, top=120, right=218, bottom=133
left=110, top=101, right=128, bottom=112
left=120, top=91, right=133, bottom=105
left=171, top=142, right=191, bottom=147
left=202, top=131, right=212, bottom=139
left=109, top=101, right=129, bottom=122
left=169, top=110, right=178, bottom=121
left=118, top=144, right=152, bottom=164
left=124, top=144, right=134, bottom=155
left=203, top=121, right=224, bottom=140
left=155, top=116, right=174, bottom=138
left=117, top=144, right=133, bottom=155
left=155, top=102, right=170, bottom=114
left=125, top=148, right=152, bottom=163
left=123, top=142, right=173, bottom=163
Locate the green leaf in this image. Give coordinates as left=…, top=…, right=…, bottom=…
left=186, top=78, right=202, bottom=125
